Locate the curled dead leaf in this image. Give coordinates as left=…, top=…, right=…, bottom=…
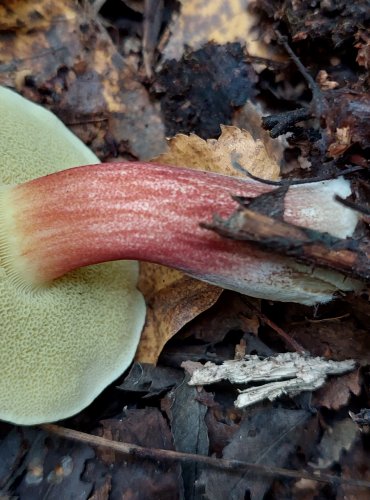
left=313, top=369, right=362, bottom=411
left=136, top=263, right=222, bottom=364
left=155, top=125, right=281, bottom=180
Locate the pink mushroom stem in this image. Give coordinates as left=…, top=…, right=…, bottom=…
left=0, top=162, right=359, bottom=304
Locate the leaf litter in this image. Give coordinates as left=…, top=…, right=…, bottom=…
left=0, top=0, right=369, bottom=498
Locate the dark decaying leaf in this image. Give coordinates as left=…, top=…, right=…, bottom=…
left=179, top=293, right=260, bottom=344
left=155, top=42, right=257, bottom=138
left=0, top=425, right=26, bottom=491
left=338, top=436, right=370, bottom=500
left=117, top=362, right=183, bottom=396
left=202, top=392, right=243, bottom=457
left=310, top=418, right=358, bottom=470
left=160, top=343, right=237, bottom=368
left=162, top=376, right=209, bottom=499
left=283, top=318, right=370, bottom=366
left=253, top=0, right=370, bottom=46
left=89, top=409, right=182, bottom=499
left=0, top=427, right=94, bottom=500
left=196, top=407, right=311, bottom=500
left=350, top=409, right=370, bottom=432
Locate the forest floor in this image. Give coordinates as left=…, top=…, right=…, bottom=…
left=0, top=1, right=369, bottom=499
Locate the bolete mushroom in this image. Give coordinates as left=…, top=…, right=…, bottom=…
left=0, top=87, right=361, bottom=425
left=0, top=86, right=146, bottom=425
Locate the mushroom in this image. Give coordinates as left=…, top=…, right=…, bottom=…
left=0, top=86, right=146, bottom=425
left=0, top=87, right=361, bottom=425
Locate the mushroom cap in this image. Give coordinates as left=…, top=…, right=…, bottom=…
left=0, top=86, right=146, bottom=425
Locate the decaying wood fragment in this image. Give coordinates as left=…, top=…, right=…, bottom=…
left=202, top=202, right=370, bottom=282
left=187, top=352, right=356, bottom=409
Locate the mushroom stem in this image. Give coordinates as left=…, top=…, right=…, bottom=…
left=0, top=162, right=360, bottom=304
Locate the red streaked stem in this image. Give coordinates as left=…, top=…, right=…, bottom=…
left=0, top=162, right=359, bottom=304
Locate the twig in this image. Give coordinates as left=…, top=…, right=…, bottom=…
left=275, top=31, right=325, bottom=119
left=41, top=424, right=370, bottom=489
left=243, top=301, right=306, bottom=353
left=244, top=54, right=289, bottom=70
left=231, top=158, right=363, bottom=186
left=335, top=195, right=370, bottom=217
left=266, top=31, right=328, bottom=154
left=262, top=108, right=311, bottom=138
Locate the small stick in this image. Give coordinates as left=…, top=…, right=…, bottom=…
left=41, top=424, right=370, bottom=490
left=262, top=108, right=311, bottom=138
left=231, top=158, right=363, bottom=186
left=243, top=301, right=306, bottom=353
left=275, top=31, right=325, bottom=119
left=335, top=195, right=370, bottom=217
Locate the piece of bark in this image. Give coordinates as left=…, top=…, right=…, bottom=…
left=188, top=352, right=356, bottom=409
left=203, top=202, right=370, bottom=282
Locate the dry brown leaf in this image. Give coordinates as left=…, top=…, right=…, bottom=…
left=136, top=263, right=222, bottom=364
left=313, top=370, right=362, bottom=411
left=137, top=126, right=280, bottom=363
left=0, top=1, right=57, bottom=30
left=339, top=438, right=370, bottom=500
left=234, top=101, right=291, bottom=171
left=162, top=0, right=280, bottom=62
left=155, top=125, right=281, bottom=180
left=180, top=292, right=260, bottom=344
left=284, top=319, right=370, bottom=366
left=0, top=0, right=165, bottom=160
left=137, top=263, right=187, bottom=299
